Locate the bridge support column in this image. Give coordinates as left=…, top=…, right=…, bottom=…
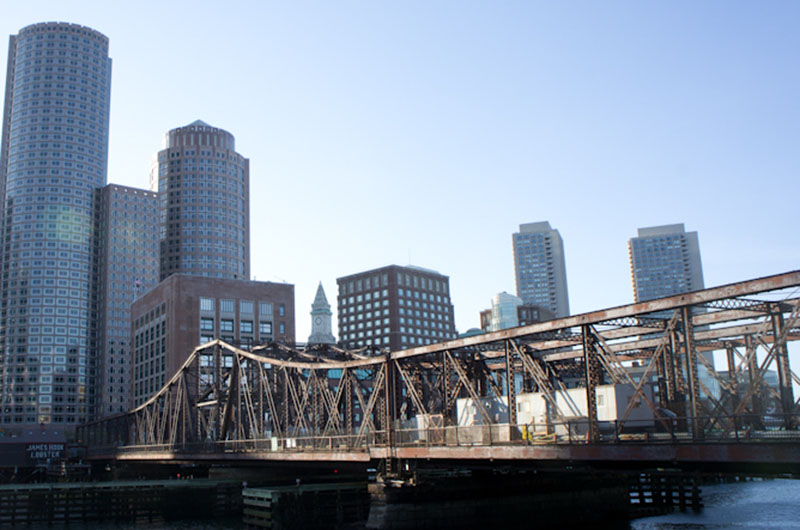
left=440, top=351, right=450, bottom=425
left=771, top=307, right=796, bottom=428
left=505, top=340, right=518, bottom=439
left=745, top=335, right=764, bottom=425
left=582, top=325, right=600, bottom=443
left=383, top=355, right=398, bottom=474
left=681, top=307, right=703, bottom=439
left=668, top=329, right=684, bottom=411
left=725, top=343, right=739, bottom=414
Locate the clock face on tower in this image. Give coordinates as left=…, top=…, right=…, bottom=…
left=315, top=317, right=322, bottom=325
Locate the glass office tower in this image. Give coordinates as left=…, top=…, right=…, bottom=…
left=512, top=221, right=570, bottom=319
left=0, top=22, right=112, bottom=427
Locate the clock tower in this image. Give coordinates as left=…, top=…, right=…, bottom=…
left=308, top=282, right=336, bottom=345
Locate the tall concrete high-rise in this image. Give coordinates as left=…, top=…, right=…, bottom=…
left=628, top=224, right=704, bottom=302
left=154, top=120, right=250, bottom=281
left=512, top=222, right=570, bottom=318
left=0, top=23, right=112, bottom=427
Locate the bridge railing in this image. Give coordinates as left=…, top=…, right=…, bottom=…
left=390, top=413, right=800, bottom=447
left=108, top=430, right=389, bottom=456
left=97, top=412, right=800, bottom=457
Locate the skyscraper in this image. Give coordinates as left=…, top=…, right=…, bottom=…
left=337, top=265, right=456, bottom=351
left=95, top=185, right=159, bottom=416
left=154, top=120, right=249, bottom=281
left=628, top=224, right=704, bottom=302
left=0, top=22, right=112, bottom=427
left=512, top=222, right=570, bottom=318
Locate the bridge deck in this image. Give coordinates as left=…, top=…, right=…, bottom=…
left=99, top=438, right=800, bottom=469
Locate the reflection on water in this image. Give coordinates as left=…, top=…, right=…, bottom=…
left=30, top=518, right=244, bottom=530
left=26, top=478, right=800, bottom=529
left=632, top=479, right=800, bottom=529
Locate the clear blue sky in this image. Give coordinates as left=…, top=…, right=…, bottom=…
left=2, top=1, right=798, bottom=342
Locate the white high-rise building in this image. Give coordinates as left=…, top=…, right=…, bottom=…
left=0, top=23, right=112, bottom=427
left=512, top=222, right=570, bottom=318
left=488, top=292, right=523, bottom=331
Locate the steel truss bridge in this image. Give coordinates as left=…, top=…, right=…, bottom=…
left=82, top=271, right=800, bottom=472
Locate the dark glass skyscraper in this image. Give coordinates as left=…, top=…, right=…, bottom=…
left=95, top=185, right=159, bottom=417
left=0, top=22, right=112, bottom=427
left=154, top=121, right=250, bottom=281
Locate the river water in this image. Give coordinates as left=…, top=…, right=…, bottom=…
left=26, top=478, right=800, bottom=529
left=631, top=478, right=800, bottom=529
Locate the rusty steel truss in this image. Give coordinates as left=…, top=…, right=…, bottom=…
left=81, top=271, right=800, bottom=455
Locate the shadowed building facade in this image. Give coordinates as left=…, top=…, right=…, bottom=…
left=95, top=185, right=159, bottom=417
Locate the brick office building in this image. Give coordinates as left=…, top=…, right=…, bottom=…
left=336, top=265, right=456, bottom=351
left=130, top=275, right=294, bottom=406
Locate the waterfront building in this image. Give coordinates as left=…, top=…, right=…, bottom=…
left=0, top=22, right=112, bottom=427
left=512, top=222, right=570, bottom=318
left=488, top=292, right=522, bottom=331
left=628, top=224, right=704, bottom=302
left=479, top=292, right=555, bottom=332
left=153, top=120, right=249, bottom=281
left=130, top=275, right=294, bottom=407
left=308, top=283, right=335, bottom=345
left=95, top=185, right=159, bottom=416
left=336, top=265, right=456, bottom=351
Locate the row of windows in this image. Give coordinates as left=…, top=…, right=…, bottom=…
left=199, top=298, right=281, bottom=316
left=340, top=272, right=449, bottom=295
left=200, top=317, right=274, bottom=335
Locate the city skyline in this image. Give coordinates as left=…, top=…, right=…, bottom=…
left=1, top=3, right=798, bottom=343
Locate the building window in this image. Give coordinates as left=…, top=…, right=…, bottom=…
left=279, top=322, right=285, bottom=335
left=220, top=299, right=234, bottom=313
left=240, top=300, right=253, bottom=314
left=199, top=297, right=214, bottom=312
left=259, top=302, right=272, bottom=315
left=259, top=322, right=272, bottom=335
left=220, top=319, right=234, bottom=332
left=240, top=320, right=253, bottom=334
left=279, top=304, right=285, bottom=317
left=200, top=318, right=214, bottom=331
